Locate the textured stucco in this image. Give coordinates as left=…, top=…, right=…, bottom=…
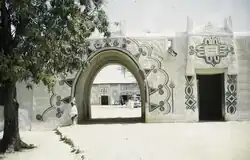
left=74, top=49, right=148, bottom=123
left=1, top=19, right=250, bottom=127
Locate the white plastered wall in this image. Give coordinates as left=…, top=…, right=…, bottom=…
left=233, top=34, right=250, bottom=120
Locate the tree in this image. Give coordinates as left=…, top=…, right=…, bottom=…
left=0, top=0, right=110, bottom=153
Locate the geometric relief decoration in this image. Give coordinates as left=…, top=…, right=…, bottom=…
left=37, top=37, right=177, bottom=120
left=146, top=69, right=172, bottom=114
left=226, top=75, right=237, bottom=114
left=189, top=37, right=234, bottom=66
left=36, top=79, right=73, bottom=121
left=93, top=38, right=175, bottom=114
left=124, top=38, right=175, bottom=114
left=145, top=61, right=174, bottom=114
left=185, top=76, right=196, bottom=111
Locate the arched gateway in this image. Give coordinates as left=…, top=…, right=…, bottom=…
left=72, top=48, right=149, bottom=123
left=30, top=20, right=249, bottom=124
left=35, top=37, right=173, bottom=124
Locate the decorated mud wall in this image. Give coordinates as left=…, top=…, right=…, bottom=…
left=1, top=19, right=250, bottom=129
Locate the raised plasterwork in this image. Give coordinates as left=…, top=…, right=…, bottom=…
left=226, top=75, right=237, bottom=114
left=185, top=76, right=196, bottom=111
left=36, top=37, right=176, bottom=121
left=186, top=18, right=237, bottom=76
left=189, top=36, right=234, bottom=66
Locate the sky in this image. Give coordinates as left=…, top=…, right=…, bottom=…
left=94, top=0, right=250, bottom=83
left=93, top=65, right=136, bottom=84
left=103, top=0, right=250, bottom=35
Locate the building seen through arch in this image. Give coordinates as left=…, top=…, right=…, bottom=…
left=91, top=65, right=140, bottom=106
left=90, top=64, right=142, bottom=119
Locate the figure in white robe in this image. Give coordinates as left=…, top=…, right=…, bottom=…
left=70, top=98, right=78, bottom=125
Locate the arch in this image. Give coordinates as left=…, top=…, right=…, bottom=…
left=72, top=48, right=149, bottom=123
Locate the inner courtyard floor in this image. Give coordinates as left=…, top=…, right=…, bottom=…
left=90, top=105, right=141, bottom=118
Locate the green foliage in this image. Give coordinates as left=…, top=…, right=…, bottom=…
left=0, top=0, right=110, bottom=88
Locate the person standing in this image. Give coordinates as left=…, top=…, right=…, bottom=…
left=70, top=98, right=78, bottom=125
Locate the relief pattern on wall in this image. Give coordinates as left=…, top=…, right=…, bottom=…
left=189, top=37, right=234, bottom=66
left=226, top=75, right=237, bottom=114
left=36, top=37, right=176, bottom=120
left=185, top=76, right=196, bottom=111
left=125, top=38, right=175, bottom=114
left=36, top=78, right=73, bottom=121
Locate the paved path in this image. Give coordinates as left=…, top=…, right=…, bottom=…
left=59, top=122, right=250, bottom=160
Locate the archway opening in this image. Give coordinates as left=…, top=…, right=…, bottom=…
left=74, top=49, right=148, bottom=124
left=90, top=64, right=141, bottom=119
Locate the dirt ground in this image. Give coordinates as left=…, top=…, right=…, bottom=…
left=91, top=105, right=141, bottom=118
left=1, top=107, right=250, bottom=160
left=59, top=122, right=250, bottom=160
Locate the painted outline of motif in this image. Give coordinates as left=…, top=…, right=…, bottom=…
left=190, top=37, right=234, bottom=66
left=185, top=76, right=196, bottom=111
left=226, top=75, right=237, bottom=114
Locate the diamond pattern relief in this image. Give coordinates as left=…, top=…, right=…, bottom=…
left=226, top=95, right=236, bottom=103
left=185, top=76, right=196, bottom=111
left=226, top=75, right=237, bottom=114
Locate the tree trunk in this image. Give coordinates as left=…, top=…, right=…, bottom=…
left=0, top=81, right=35, bottom=153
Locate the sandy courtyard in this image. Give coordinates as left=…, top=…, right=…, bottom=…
left=58, top=122, right=250, bottom=160
left=1, top=106, right=250, bottom=160
left=2, top=122, right=249, bottom=160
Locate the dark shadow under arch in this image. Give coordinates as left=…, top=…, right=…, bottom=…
left=73, top=48, right=149, bottom=124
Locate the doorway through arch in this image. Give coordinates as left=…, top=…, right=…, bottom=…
left=72, top=48, right=149, bottom=123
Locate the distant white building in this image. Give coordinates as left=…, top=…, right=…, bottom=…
left=91, top=65, right=140, bottom=105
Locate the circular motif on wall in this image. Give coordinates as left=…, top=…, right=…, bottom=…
left=169, top=81, right=175, bottom=88
left=159, top=101, right=164, bottom=106
left=56, top=112, right=62, bottom=118
left=153, top=69, right=157, bottom=73
left=158, top=89, right=164, bottom=95
left=56, top=101, right=61, bottom=106
left=36, top=114, right=43, bottom=121
left=188, top=46, right=195, bottom=55
left=159, top=107, right=165, bottom=111
left=158, top=84, right=163, bottom=89
left=56, top=96, right=61, bottom=101
left=113, top=40, right=119, bottom=47
left=94, top=40, right=102, bottom=49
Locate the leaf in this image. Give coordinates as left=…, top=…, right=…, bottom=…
left=0, top=0, right=110, bottom=91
